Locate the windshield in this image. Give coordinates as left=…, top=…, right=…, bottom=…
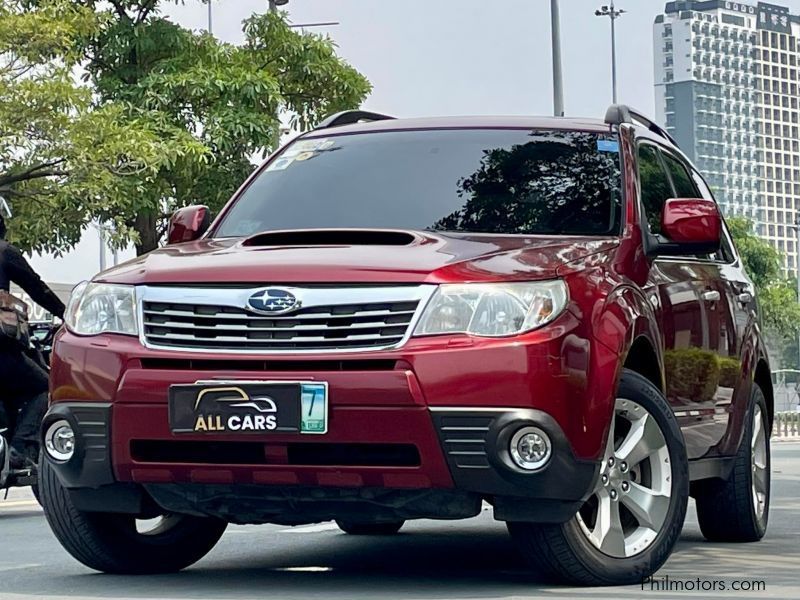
left=213, top=128, right=623, bottom=238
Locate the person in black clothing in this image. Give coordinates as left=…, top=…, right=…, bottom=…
left=0, top=204, right=65, bottom=469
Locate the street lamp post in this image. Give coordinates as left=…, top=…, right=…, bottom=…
left=269, top=0, right=289, bottom=12
left=550, top=0, right=564, bottom=117
left=595, top=2, right=626, bottom=104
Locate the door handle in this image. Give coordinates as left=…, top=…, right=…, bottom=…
left=702, top=290, right=721, bottom=302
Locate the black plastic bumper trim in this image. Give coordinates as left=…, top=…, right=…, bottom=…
left=41, top=402, right=114, bottom=489
left=68, top=484, right=160, bottom=516
left=431, top=408, right=599, bottom=507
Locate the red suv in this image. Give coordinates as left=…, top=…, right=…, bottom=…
left=39, top=106, right=772, bottom=585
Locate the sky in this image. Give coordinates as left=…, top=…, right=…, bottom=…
left=29, top=0, right=800, bottom=283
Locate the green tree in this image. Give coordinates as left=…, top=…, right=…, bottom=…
left=0, top=0, right=192, bottom=254
left=2, top=0, right=370, bottom=255
left=727, top=217, right=800, bottom=365
left=726, top=217, right=782, bottom=290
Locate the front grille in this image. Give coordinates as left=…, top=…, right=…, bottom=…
left=140, top=285, right=433, bottom=353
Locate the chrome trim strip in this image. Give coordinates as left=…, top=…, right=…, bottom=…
left=137, top=284, right=437, bottom=354
left=142, top=308, right=418, bottom=323
left=142, top=319, right=413, bottom=332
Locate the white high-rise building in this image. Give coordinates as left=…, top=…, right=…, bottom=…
left=655, top=1, right=800, bottom=274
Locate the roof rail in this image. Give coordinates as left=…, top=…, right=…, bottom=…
left=604, top=104, right=676, bottom=145
left=315, top=110, right=395, bottom=130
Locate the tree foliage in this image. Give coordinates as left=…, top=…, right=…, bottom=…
left=1, top=0, right=371, bottom=255
left=727, top=216, right=800, bottom=343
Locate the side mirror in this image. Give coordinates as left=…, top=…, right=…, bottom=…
left=655, top=198, right=721, bottom=256
left=167, top=205, right=211, bottom=245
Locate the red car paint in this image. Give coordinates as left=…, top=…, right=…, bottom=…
left=49, top=116, right=771, bottom=494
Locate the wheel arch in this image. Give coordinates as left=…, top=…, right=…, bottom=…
left=622, top=335, right=664, bottom=395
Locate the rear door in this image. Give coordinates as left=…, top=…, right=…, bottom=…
left=689, top=169, right=753, bottom=455
left=637, top=143, right=730, bottom=459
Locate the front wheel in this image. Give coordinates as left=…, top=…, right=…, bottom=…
left=39, top=459, right=227, bottom=574
left=508, top=370, right=689, bottom=586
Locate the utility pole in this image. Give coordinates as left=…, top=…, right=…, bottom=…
left=207, top=0, right=212, bottom=34
left=596, top=2, right=626, bottom=104
left=93, top=222, right=107, bottom=273
left=550, top=0, right=564, bottom=116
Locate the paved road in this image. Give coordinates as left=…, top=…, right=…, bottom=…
left=1, top=443, right=798, bottom=600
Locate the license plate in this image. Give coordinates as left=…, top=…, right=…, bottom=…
left=169, top=381, right=328, bottom=435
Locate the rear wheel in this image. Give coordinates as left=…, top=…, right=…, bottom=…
left=695, top=384, right=770, bottom=542
left=39, top=459, right=227, bottom=574
left=336, top=519, right=405, bottom=535
left=508, top=370, right=688, bottom=585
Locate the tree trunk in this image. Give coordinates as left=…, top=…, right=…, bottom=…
left=134, top=211, right=159, bottom=256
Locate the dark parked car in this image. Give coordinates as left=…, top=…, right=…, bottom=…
left=39, top=106, right=771, bottom=585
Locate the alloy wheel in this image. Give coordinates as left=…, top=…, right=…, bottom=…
left=576, top=397, right=672, bottom=558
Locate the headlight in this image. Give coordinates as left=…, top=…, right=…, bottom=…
left=414, top=281, right=568, bottom=338
left=65, top=282, right=138, bottom=336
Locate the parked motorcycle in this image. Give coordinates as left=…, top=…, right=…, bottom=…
left=0, top=321, right=58, bottom=501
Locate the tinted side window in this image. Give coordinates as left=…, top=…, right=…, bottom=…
left=638, top=145, right=673, bottom=235
left=662, top=154, right=698, bottom=198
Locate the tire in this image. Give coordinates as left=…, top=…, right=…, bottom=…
left=507, top=369, right=689, bottom=586
left=39, top=459, right=227, bottom=574
left=335, top=519, right=405, bottom=535
left=695, top=383, right=770, bottom=542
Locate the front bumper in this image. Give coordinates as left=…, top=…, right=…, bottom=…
left=45, top=321, right=614, bottom=523
left=43, top=401, right=598, bottom=523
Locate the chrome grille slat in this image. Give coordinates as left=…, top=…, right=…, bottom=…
left=139, top=285, right=434, bottom=353
left=144, top=319, right=412, bottom=332
left=145, top=331, right=405, bottom=343
left=146, top=337, right=405, bottom=350
left=143, top=307, right=418, bottom=321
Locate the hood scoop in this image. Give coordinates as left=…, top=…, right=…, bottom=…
left=242, top=229, right=418, bottom=247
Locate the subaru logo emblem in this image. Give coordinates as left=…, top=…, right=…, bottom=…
left=247, top=288, right=299, bottom=315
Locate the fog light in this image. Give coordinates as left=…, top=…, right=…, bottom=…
left=509, top=426, right=551, bottom=471
left=44, top=420, right=75, bottom=462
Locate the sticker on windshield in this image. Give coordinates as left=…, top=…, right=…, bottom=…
left=285, top=139, right=333, bottom=156
left=265, top=157, right=294, bottom=171
left=597, top=139, right=620, bottom=153
left=269, top=139, right=335, bottom=170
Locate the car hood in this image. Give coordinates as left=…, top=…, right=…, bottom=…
left=97, top=230, right=619, bottom=285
